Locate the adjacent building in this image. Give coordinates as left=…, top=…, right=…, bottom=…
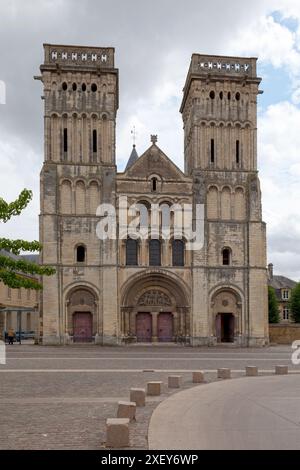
left=0, top=251, right=39, bottom=339
left=268, top=263, right=297, bottom=323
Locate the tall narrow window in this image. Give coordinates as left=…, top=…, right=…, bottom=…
left=236, top=140, right=240, bottom=165
left=152, top=177, right=157, bottom=192
left=63, top=128, right=68, bottom=153
left=210, top=139, right=215, bottom=163
left=222, top=248, right=231, bottom=266
left=149, top=239, right=161, bottom=266
left=93, top=130, right=97, bottom=153
left=126, top=238, right=138, bottom=266
left=172, top=239, right=184, bottom=266
left=76, top=245, right=86, bottom=263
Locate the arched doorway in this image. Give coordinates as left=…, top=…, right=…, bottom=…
left=216, top=313, right=235, bottom=343
left=121, top=271, right=190, bottom=343
left=66, top=287, right=98, bottom=343
left=211, top=288, right=242, bottom=344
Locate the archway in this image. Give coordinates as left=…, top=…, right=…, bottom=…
left=121, top=271, right=190, bottom=343
left=66, top=287, right=98, bottom=343
left=211, top=288, right=242, bottom=344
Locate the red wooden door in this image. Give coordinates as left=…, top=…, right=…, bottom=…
left=136, top=313, right=152, bottom=342
left=73, top=312, right=93, bottom=343
left=158, top=313, right=173, bottom=342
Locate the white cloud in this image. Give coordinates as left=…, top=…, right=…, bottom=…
left=258, top=101, right=300, bottom=279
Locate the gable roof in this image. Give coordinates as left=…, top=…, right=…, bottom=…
left=269, top=275, right=297, bottom=290
left=121, top=143, right=187, bottom=181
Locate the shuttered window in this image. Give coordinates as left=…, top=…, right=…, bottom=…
left=126, top=239, right=138, bottom=266
left=172, top=239, right=184, bottom=266
left=149, top=239, right=161, bottom=266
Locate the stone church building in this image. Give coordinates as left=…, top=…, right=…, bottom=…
left=37, top=44, right=268, bottom=346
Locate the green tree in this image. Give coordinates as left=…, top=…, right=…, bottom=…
left=289, top=283, right=300, bottom=323
left=268, top=286, right=280, bottom=323
left=0, top=189, right=55, bottom=290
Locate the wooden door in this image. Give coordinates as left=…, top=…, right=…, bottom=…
left=136, top=313, right=152, bottom=342
left=158, top=313, right=173, bottom=342
left=73, top=312, right=93, bottom=343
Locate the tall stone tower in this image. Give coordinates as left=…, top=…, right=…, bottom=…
left=180, top=54, right=268, bottom=346
left=38, top=44, right=119, bottom=344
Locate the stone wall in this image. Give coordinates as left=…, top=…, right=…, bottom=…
left=269, top=324, right=300, bottom=344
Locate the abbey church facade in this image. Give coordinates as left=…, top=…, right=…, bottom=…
left=38, top=44, right=268, bottom=346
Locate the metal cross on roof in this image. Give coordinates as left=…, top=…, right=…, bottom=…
left=151, top=134, right=158, bottom=144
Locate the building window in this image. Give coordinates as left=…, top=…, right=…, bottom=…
left=126, top=238, right=138, bottom=266
left=151, top=177, right=157, bottom=192
left=236, top=140, right=240, bottom=165
left=76, top=245, right=86, bottom=263
left=209, top=90, right=215, bottom=99
left=283, top=307, right=289, bottom=320
left=27, top=290, right=31, bottom=301
left=7, top=288, right=11, bottom=299
left=282, top=290, right=289, bottom=300
left=92, top=129, right=97, bottom=153
left=149, top=239, right=161, bottom=266
left=210, top=139, right=215, bottom=164
left=172, top=239, right=184, bottom=267
left=222, top=248, right=231, bottom=266
left=63, top=128, right=68, bottom=153
left=91, top=83, right=97, bottom=92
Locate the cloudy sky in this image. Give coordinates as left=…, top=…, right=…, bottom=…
left=0, top=0, right=299, bottom=279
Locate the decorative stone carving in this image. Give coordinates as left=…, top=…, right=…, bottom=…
left=138, top=290, right=171, bottom=306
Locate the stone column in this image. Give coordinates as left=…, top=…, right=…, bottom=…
left=124, top=309, right=130, bottom=336
left=152, top=313, right=158, bottom=343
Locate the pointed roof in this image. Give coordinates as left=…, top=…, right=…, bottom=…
left=125, top=145, right=139, bottom=171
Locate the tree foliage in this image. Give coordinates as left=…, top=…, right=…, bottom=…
left=0, top=189, right=55, bottom=290
left=268, top=286, right=280, bottom=323
left=289, top=283, right=300, bottom=323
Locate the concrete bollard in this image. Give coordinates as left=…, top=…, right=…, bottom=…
left=193, top=371, right=204, bottom=383
left=275, top=365, right=288, bottom=375
left=245, top=366, right=258, bottom=377
left=106, top=418, right=130, bottom=448
left=147, top=381, right=163, bottom=396
left=168, top=376, right=182, bottom=389
left=117, top=401, right=136, bottom=422
left=130, top=388, right=146, bottom=407
left=217, top=368, right=231, bottom=379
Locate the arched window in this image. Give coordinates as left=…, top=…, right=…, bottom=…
left=149, top=239, right=161, bottom=266
left=222, top=248, right=231, bottom=266
left=126, top=238, right=138, bottom=266
left=76, top=245, right=86, bottom=263
left=151, top=177, right=157, bottom=192
left=172, top=239, right=184, bottom=266
left=93, top=129, right=97, bottom=153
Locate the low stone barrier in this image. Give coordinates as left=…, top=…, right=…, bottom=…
left=147, top=381, right=163, bottom=396
left=130, top=388, right=146, bottom=407
left=193, top=371, right=204, bottom=383
left=217, top=368, right=231, bottom=379
left=168, top=376, right=182, bottom=389
left=275, top=365, right=288, bottom=375
left=117, top=401, right=136, bottom=421
left=106, top=418, right=130, bottom=448
left=245, top=366, right=258, bottom=377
